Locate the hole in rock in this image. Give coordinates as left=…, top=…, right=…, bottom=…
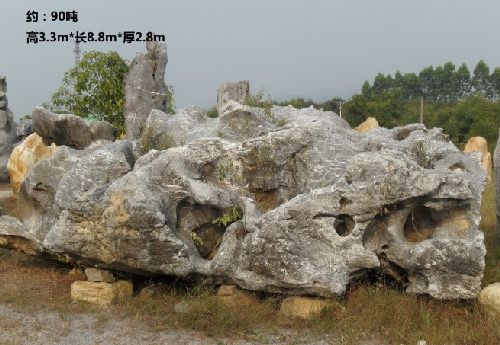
left=253, top=189, right=280, bottom=212
left=403, top=205, right=436, bottom=242
left=334, top=214, right=355, bottom=236
left=176, top=201, right=243, bottom=260
left=394, top=128, right=412, bottom=141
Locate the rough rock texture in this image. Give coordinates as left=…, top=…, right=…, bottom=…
left=85, top=268, right=116, bottom=283
left=217, top=81, right=250, bottom=113
left=354, top=117, right=379, bottom=132
left=15, top=117, right=34, bottom=144
left=217, top=285, right=259, bottom=307
left=464, top=136, right=492, bottom=181
left=124, top=42, right=168, bottom=139
left=7, top=133, right=56, bottom=193
left=0, top=102, right=487, bottom=300
left=495, top=130, right=500, bottom=236
left=71, top=280, right=133, bottom=305
left=478, top=283, right=500, bottom=315
left=32, top=107, right=117, bottom=149
left=0, top=76, right=17, bottom=182
left=279, top=297, right=340, bottom=319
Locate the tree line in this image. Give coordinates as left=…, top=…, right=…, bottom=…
left=270, top=61, right=500, bottom=152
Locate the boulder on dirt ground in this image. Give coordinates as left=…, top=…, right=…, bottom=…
left=84, top=268, right=116, bottom=283
left=478, top=283, right=500, bottom=315
left=32, top=107, right=117, bottom=149
left=71, top=280, right=133, bottom=305
left=354, top=117, right=379, bottom=132
left=279, top=296, right=341, bottom=319
left=217, top=285, right=259, bottom=307
left=464, top=136, right=492, bottom=181
left=0, top=103, right=487, bottom=301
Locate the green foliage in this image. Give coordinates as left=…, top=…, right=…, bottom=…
left=413, top=141, right=431, bottom=168
left=166, top=85, right=175, bottom=115
left=212, top=207, right=241, bottom=227
left=245, top=89, right=274, bottom=118
left=206, top=107, right=219, bottom=118
left=48, top=51, right=129, bottom=133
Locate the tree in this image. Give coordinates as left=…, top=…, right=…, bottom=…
left=490, top=67, right=500, bottom=100
left=49, top=51, right=129, bottom=132
left=456, top=63, right=471, bottom=98
left=472, top=60, right=491, bottom=97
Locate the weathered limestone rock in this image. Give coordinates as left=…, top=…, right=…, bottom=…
left=15, top=118, right=33, bottom=144
left=354, top=117, right=379, bottom=132
left=217, top=285, right=259, bottom=307
left=217, top=81, right=250, bottom=113
left=464, top=136, right=492, bottom=181
left=0, top=76, right=17, bottom=182
left=68, top=268, right=86, bottom=280
left=7, top=133, right=56, bottom=193
left=494, top=130, right=500, bottom=236
left=0, top=103, right=487, bottom=300
left=32, top=107, right=117, bottom=149
left=138, top=106, right=209, bottom=153
left=125, top=42, right=168, bottom=139
left=84, top=268, right=116, bottom=283
left=0, top=216, right=41, bottom=256
left=478, top=283, right=500, bottom=315
left=70, top=280, right=133, bottom=305
left=279, top=297, right=340, bottom=319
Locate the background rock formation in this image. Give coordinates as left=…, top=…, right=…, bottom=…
left=0, top=100, right=487, bottom=300
left=354, top=117, right=379, bottom=133
left=464, top=136, right=492, bottom=181
left=124, top=42, right=168, bottom=139
left=217, top=81, right=250, bottom=113
left=0, top=76, right=17, bottom=182
left=32, top=107, right=117, bottom=149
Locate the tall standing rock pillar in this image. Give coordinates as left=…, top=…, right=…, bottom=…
left=0, top=76, right=17, bottom=182
left=124, top=42, right=168, bottom=139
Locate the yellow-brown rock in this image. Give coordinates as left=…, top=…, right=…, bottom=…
left=70, top=280, right=133, bottom=305
left=478, top=283, right=500, bottom=315
left=464, top=136, right=492, bottom=181
left=354, top=117, right=379, bottom=132
left=279, top=296, right=341, bottom=319
left=7, top=133, right=56, bottom=193
left=217, top=284, right=259, bottom=308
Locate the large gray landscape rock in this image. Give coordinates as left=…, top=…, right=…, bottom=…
left=32, top=107, right=117, bottom=149
left=217, top=81, right=250, bottom=113
left=0, top=76, right=17, bottom=182
left=495, top=129, right=500, bottom=236
left=124, top=41, right=168, bottom=140
left=0, top=100, right=488, bottom=300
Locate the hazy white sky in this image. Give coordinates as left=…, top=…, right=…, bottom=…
left=1, top=0, right=500, bottom=119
